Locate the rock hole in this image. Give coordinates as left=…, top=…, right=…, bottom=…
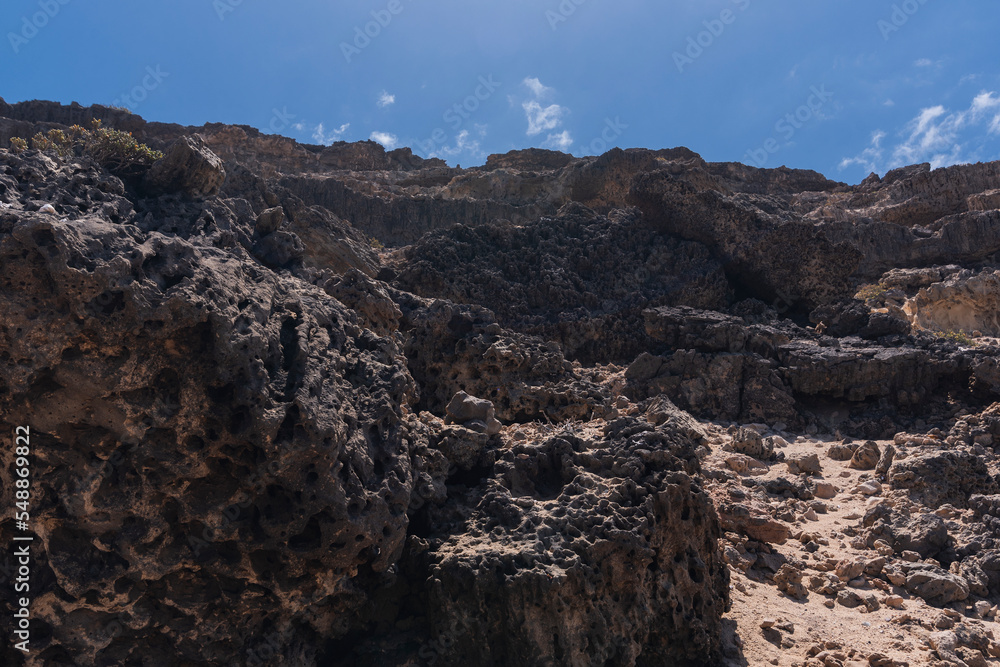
left=288, top=516, right=322, bottom=552
left=31, top=227, right=56, bottom=248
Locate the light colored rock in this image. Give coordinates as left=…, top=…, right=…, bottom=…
left=729, top=426, right=775, bottom=459
left=835, top=558, right=865, bottom=582
left=933, top=504, right=961, bottom=519
left=787, top=452, right=822, bottom=475
left=718, top=503, right=791, bottom=544
left=904, top=269, right=1000, bottom=337
left=143, top=135, right=226, bottom=199
left=813, top=482, right=838, bottom=499
left=445, top=391, right=502, bottom=435
left=875, top=444, right=896, bottom=476
left=827, top=442, right=859, bottom=461
left=726, top=453, right=768, bottom=475
left=856, top=480, right=882, bottom=496
left=775, top=563, right=809, bottom=599
left=255, top=206, right=285, bottom=236
left=884, top=563, right=907, bottom=586
left=873, top=540, right=894, bottom=557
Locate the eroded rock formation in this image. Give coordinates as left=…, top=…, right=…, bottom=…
left=5, top=97, right=1000, bottom=666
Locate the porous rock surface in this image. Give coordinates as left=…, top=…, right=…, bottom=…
left=0, top=106, right=730, bottom=667
left=0, top=150, right=419, bottom=665
left=376, top=416, right=729, bottom=667
left=9, top=98, right=1000, bottom=666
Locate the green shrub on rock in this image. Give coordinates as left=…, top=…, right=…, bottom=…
left=18, top=120, right=163, bottom=178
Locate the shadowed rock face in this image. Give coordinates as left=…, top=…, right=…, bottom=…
left=0, top=152, right=419, bottom=666
left=404, top=420, right=728, bottom=667
left=0, top=114, right=731, bottom=666
left=393, top=202, right=730, bottom=363
left=326, top=412, right=728, bottom=666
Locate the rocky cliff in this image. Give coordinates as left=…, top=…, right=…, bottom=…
left=4, top=98, right=1000, bottom=666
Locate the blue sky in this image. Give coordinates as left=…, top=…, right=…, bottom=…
left=2, top=0, right=999, bottom=183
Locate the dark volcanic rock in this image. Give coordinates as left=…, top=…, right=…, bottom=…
left=849, top=440, right=881, bottom=470
left=14, top=96, right=1000, bottom=666
left=629, top=170, right=862, bottom=308
left=634, top=303, right=1000, bottom=425
left=481, top=147, right=574, bottom=171
left=0, top=147, right=729, bottom=666
left=384, top=416, right=730, bottom=666
left=393, top=291, right=614, bottom=423
left=0, top=155, right=417, bottom=665
left=904, top=564, right=970, bottom=607
left=862, top=504, right=952, bottom=559
left=887, top=450, right=999, bottom=507
left=394, top=203, right=729, bottom=363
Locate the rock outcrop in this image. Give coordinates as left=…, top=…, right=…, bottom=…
left=0, top=126, right=730, bottom=666
left=142, top=135, right=226, bottom=199
left=0, top=151, right=419, bottom=665
left=393, top=203, right=729, bottom=363
left=354, top=415, right=730, bottom=666
left=9, top=96, right=1000, bottom=666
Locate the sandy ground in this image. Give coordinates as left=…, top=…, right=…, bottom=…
left=707, top=430, right=1000, bottom=667
left=501, top=380, right=1000, bottom=667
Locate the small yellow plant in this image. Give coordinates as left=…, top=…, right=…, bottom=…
left=935, top=329, right=976, bottom=346
left=369, top=236, right=384, bottom=250
left=854, top=283, right=888, bottom=301
left=9, top=137, right=28, bottom=153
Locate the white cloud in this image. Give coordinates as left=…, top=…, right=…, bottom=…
left=520, top=77, right=570, bottom=139
left=915, top=58, right=934, bottom=67
left=313, top=122, right=349, bottom=145
left=377, top=91, right=396, bottom=108
left=542, top=130, right=573, bottom=151
left=429, top=129, right=486, bottom=162
left=523, top=100, right=566, bottom=136
left=840, top=90, right=1000, bottom=174
left=883, top=99, right=895, bottom=107
left=839, top=130, right=886, bottom=173
left=292, top=122, right=306, bottom=131
left=969, top=91, right=1000, bottom=135
left=523, top=77, right=553, bottom=99
left=370, top=131, right=399, bottom=149
left=893, top=105, right=952, bottom=165
left=971, top=91, right=1000, bottom=112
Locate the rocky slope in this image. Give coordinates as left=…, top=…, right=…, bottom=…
left=3, top=98, right=1000, bottom=666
